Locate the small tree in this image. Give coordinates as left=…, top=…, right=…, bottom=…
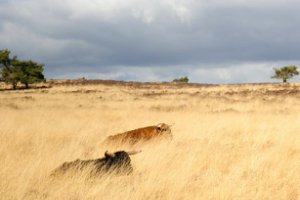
left=271, top=65, right=299, bottom=83
left=14, top=60, right=45, bottom=88
left=172, top=76, right=189, bottom=83
left=0, top=49, right=45, bottom=89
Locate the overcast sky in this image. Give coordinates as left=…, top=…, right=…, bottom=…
left=1, top=0, right=300, bottom=83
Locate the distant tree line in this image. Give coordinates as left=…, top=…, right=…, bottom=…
left=1, top=49, right=299, bottom=87
left=0, top=49, right=45, bottom=89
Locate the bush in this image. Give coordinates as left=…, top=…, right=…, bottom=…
left=78, top=77, right=86, bottom=81
left=172, top=76, right=189, bottom=83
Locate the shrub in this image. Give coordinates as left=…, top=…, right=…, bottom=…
left=172, top=76, right=189, bottom=83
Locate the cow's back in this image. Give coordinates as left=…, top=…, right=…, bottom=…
left=105, top=126, right=157, bottom=145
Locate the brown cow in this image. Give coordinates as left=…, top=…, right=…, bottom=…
left=103, top=123, right=173, bottom=146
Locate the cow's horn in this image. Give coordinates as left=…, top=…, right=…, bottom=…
left=127, top=150, right=142, bottom=155
left=157, top=123, right=163, bottom=127
left=105, top=151, right=115, bottom=157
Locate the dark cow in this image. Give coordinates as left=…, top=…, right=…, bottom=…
left=104, top=123, right=173, bottom=146
left=52, top=150, right=141, bottom=177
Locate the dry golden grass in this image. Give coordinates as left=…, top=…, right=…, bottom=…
left=0, top=81, right=300, bottom=200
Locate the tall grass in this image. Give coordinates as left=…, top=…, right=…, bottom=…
left=0, top=82, right=299, bottom=199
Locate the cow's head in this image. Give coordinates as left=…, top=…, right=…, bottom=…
left=104, top=150, right=141, bottom=174
left=156, top=123, right=173, bottom=139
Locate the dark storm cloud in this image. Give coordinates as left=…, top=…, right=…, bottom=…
left=0, top=0, right=300, bottom=83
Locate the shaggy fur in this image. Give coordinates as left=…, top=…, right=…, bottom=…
left=52, top=151, right=135, bottom=177
left=104, top=123, right=173, bottom=145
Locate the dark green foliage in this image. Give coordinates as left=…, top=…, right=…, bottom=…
left=78, top=77, right=86, bottom=81
left=271, top=65, right=299, bottom=83
left=0, top=50, right=19, bottom=68
left=14, top=60, right=45, bottom=88
left=172, top=76, right=189, bottom=83
left=0, top=49, right=19, bottom=89
left=0, top=49, right=45, bottom=89
left=0, top=66, right=20, bottom=89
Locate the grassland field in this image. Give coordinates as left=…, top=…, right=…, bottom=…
left=0, top=80, right=299, bottom=200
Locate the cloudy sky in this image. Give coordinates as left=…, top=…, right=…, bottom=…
left=0, top=0, right=300, bottom=83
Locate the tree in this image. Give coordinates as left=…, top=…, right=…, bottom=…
left=0, top=49, right=19, bottom=89
left=0, top=49, right=45, bottom=89
left=14, top=60, right=45, bottom=89
left=172, top=76, right=189, bottom=83
left=271, top=65, right=299, bottom=83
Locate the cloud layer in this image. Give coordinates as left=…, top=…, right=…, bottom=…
left=1, top=0, right=300, bottom=83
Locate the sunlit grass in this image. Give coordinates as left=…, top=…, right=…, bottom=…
left=0, top=81, right=299, bottom=199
